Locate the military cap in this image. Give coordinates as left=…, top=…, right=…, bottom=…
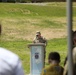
left=36, top=31, right=41, bottom=35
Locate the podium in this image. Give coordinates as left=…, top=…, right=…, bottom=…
left=28, top=43, right=45, bottom=75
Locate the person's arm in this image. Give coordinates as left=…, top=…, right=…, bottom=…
left=33, top=37, right=36, bottom=43
left=64, top=56, right=68, bottom=66
left=63, top=61, right=68, bottom=75
left=14, top=58, right=24, bottom=75
left=45, top=39, right=47, bottom=46
left=44, top=38, right=47, bottom=46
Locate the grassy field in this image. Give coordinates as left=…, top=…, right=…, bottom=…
left=0, top=2, right=76, bottom=74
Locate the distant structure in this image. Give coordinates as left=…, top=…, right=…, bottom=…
left=0, top=0, right=7, bottom=2
left=0, top=24, right=2, bottom=35
left=0, top=0, right=76, bottom=3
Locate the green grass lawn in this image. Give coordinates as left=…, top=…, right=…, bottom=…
left=0, top=3, right=66, bottom=17
left=0, top=2, right=76, bottom=74
left=0, top=38, right=67, bottom=74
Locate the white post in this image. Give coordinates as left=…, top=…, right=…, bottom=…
left=28, top=43, right=45, bottom=75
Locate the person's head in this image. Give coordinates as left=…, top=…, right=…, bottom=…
left=48, top=52, right=60, bottom=64
left=73, top=30, right=76, bottom=46
left=36, top=31, right=41, bottom=38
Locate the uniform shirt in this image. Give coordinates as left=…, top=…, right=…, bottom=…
left=41, top=64, right=63, bottom=75
left=0, top=47, right=24, bottom=75
left=33, top=35, right=47, bottom=64
left=33, top=36, right=47, bottom=46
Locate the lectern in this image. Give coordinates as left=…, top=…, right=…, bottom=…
left=28, top=43, right=45, bottom=75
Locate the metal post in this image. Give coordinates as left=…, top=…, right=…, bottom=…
left=67, top=0, right=73, bottom=75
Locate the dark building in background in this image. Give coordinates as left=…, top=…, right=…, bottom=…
left=0, top=0, right=76, bottom=3
left=0, top=0, right=7, bottom=2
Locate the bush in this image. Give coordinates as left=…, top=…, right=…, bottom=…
left=7, top=0, right=16, bottom=3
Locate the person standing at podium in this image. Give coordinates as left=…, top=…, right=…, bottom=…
left=33, top=31, right=47, bottom=46
left=33, top=31, right=47, bottom=65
